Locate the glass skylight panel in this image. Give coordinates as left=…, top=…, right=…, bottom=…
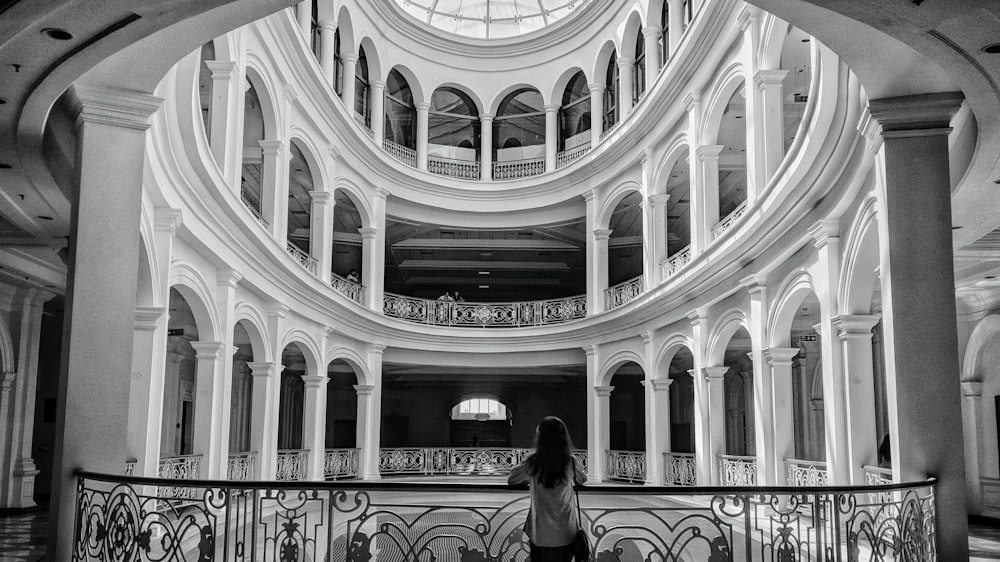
left=394, top=0, right=588, bottom=39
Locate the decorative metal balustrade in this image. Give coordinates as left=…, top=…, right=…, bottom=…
left=275, top=449, right=308, bottom=481
left=661, top=245, right=692, bottom=279
left=383, top=138, right=417, bottom=167
left=330, top=273, right=365, bottom=304
left=286, top=242, right=318, bottom=275
left=864, top=465, right=893, bottom=486
left=73, top=470, right=938, bottom=562
left=324, top=448, right=360, bottom=480
left=605, top=450, right=646, bottom=483
left=663, top=452, right=697, bottom=486
left=428, top=155, right=480, bottom=179
left=719, top=454, right=758, bottom=486
left=787, top=458, right=830, bottom=487
left=712, top=201, right=748, bottom=239
left=226, top=452, right=256, bottom=481
left=240, top=192, right=270, bottom=229
left=493, top=157, right=545, bottom=180
left=604, top=275, right=643, bottom=310
left=556, top=143, right=591, bottom=168
left=157, top=454, right=202, bottom=501
left=379, top=447, right=588, bottom=476
left=383, top=293, right=587, bottom=327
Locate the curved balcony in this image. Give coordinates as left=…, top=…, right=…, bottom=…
left=383, top=293, right=587, bottom=328
left=330, top=273, right=365, bottom=304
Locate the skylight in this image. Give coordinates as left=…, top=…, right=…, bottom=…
left=393, top=0, right=588, bottom=39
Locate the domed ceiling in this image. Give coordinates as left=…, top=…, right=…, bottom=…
left=393, top=0, right=589, bottom=39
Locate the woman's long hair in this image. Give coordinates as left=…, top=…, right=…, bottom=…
left=526, top=416, right=574, bottom=488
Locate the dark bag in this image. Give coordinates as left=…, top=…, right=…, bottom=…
left=572, top=486, right=590, bottom=562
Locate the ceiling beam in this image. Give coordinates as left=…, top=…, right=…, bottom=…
left=398, top=260, right=570, bottom=270
left=392, top=239, right=579, bottom=251
left=402, top=277, right=561, bottom=286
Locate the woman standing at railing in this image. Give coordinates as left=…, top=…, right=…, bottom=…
left=508, top=416, right=587, bottom=562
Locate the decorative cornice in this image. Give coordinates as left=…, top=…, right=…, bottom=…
left=248, top=362, right=277, bottom=377
left=695, top=144, right=724, bottom=159
left=739, top=273, right=766, bottom=292
left=354, top=384, right=374, bottom=396
left=134, top=307, right=165, bottom=329
left=686, top=308, right=707, bottom=325
left=593, top=229, right=613, bottom=241
left=808, top=219, right=840, bottom=248
left=582, top=345, right=597, bottom=357
left=153, top=207, right=183, bottom=234
left=594, top=386, right=614, bottom=397
left=683, top=92, right=700, bottom=112
left=867, top=92, right=964, bottom=135
left=259, top=140, right=284, bottom=155
left=648, top=378, right=672, bottom=391
left=702, top=366, right=728, bottom=380
left=762, top=347, right=799, bottom=365
left=309, top=191, right=332, bottom=204
left=217, top=267, right=244, bottom=289
left=301, top=374, right=329, bottom=387
left=831, top=314, right=880, bottom=338
left=190, top=341, right=226, bottom=359
left=268, top=303, right=290, bottom=319
left=754, top=69, right=788, bottom=89
left=358, top=227, right=378, bottom=240
left=648, top=194, right=669, bottom=207
left=71, top=86, right=163, bottom=131
left=204, top=60, right=237, bottom=81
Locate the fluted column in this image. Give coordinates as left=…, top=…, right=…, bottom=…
left=302, top=375, right=328, bottom=480
left=668, top=0, right=684, bottom=53
left=480, top=114, right=493, bottom=181
left=340, top=54, right=358, bottom=110
left=643, top=27, right=662, bottom=86
left=248, top=362, right=280, bottom=480
left=258, top=139, right=287, bottom=242
left=416, top=102, right=430, bottom=170
left=648, top=194, right=669, bottom=284
left=589, top=83, right=605, bottom=147
left=645, top=379, right=672, bottom=485
left=296, top=1, right=312, bottom=40
left=370, top=80, right=385, bottom=142
left=702, top=366, right=729, bottom=485
left=617, top=57, right=635, bottom=116
left=833, top=314, right=882, bottom=483
left=754, top=70, right=789, bottom=187
left=318, top=20, right=337, bottom=84
left=310, top=191, right=333, bottom=282
left=544, top=104, right=559, bottom=171
left=763, top=347, right=799, bottom=484
left=694, top=144, right=723, bottom=248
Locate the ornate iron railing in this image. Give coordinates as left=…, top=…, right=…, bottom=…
left=556, top=142, right=591, bottom=168
left=384, top=138, right=417, bottom=167
left=493, top=157, right=545, bottom=180
left=275, top=449, right=308, bottom=481
left=73, top=470, right=938, bottom=562
left=712, top=201, right=748, bottom=239
left=605, top=450, right=646, bottom=483
left=382, top=293, right=587, bottom=327
left=324, top=448, right=360, bottom=480
left=787, top=458, right=830, bottom=487
left=240, top=192, right=270, bottom=229
left=286, top=242, right=318, bottom=275
left=604, top=275, right=643, bottom=310
left=379, top=447, right=588, bottom=476
left=663, top=452, right=697, bottom=486
left=157, top=454, right=202, bottom=501
left=428, top=155, right=480, bottom=179
left=661, top=245, right=692, bottom=278
left=719, top=454, right=758, bottom=486
left=226, top=452, right=256, bottom=481
left=330, top=273, right=365, bottom=304
left=864, top=465, right=893, bottom=486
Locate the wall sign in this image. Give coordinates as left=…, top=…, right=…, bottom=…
left=797, top=334, right=818, bottom=342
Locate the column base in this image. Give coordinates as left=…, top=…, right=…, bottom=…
left=9, top=458, right=39, bottom=508
left=362, top=473, right=382, bottom=481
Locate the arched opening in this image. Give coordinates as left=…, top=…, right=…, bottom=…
left=278, top=343, right=308, bottom=474
left=559, top=71, right=591, bottom=155
left=787, top=292, right=826, bottom=464
left=493, top=87, right=545, bottom=178
left=780, top=26, right=813, bottom=156
left=286, top=140, right=315, bottom=258
left=309, top=0, right=320, bottom=60
left=385, top=68, right=416, bottom=151
left=197, top=42, right=214, bottom=141
left=603, top=51, right=619, bottom=132
left=668, top=348, right=695, bottom=454
left=659, top=1, right=670, bottom=66
left=716, top=83, right=748, bottom=227
left=229, top=322, right=255, bottom=455
left=608, top=362, right=646, bottom=482
left=633, top=27, right=646, bottom=105
left=428, top=87, right=481, bottom=178
left=240, top=77, right=266, bottom=218
left=607, top=192, right=644, bottom=305
left=354, top=46, right=371, bottom=127
left=161, top=288, right=201, bottom=460
left=665, top=151, right=691, bottom=263
left=325, top=359, right=360, bottom=450
left=449, top=398, right=511, bottom=448
left=721, top=327, right=754, bottom=457
left=331, top=189, right=364, bottom=293
left=333, top=29, right=344, bottom=96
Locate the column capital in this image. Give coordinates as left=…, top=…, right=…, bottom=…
left=593, top=228, right=613, bottom=241
left=319, top=20, right=337, bottom=32
left=2, top=371, right=16, bottom=390
left=962, top=381, right=982, bottom=397
left=153, top=207, right=183, bottom=234
left=354, top=384, right=374, bottom=396
left=867, top=92, right=964, bottom=137
left=71, top=85, right=163, bottom=131
left=594, top=386, right=614, bottom=397
left=683, top=92, right=701, bottom=112
left=309, top=190, right=332, bottom=204
left=616, top=56, right=635, bottom=67
left=134, top=307, right=165, bottom=330
left=341, top=53, right=359, bottom=64
left=685, top=307, right=708, bottom=325
left=754, top=69, right=788, bottom=90
left=480, top=113, right=494, bottom=122
left=640, top=330, right=654, bottom=345
left=808, top=219, right=839, bottom=248
left=258, top=139, right=285, bottom=155
left=268, top=303, right=290, bottom=319
left=369, top=343, right=387, bottom=356
left=544, top=103, right=560, bottom=113
left=283, top=84, right=298, bottom=104
left=359, top=227, right=378, bottom=240
left=647, top=378, right=673, bottom=391
left=190, top=341, right=226, bottom=359
left=370, top=79, right=386, bottom=90
left=831, top=314, right=881, bottom=338
left=301, top=375, right=329, bottom=388
left=762, top=347, right=799, bottom=366
left=217, top=267, right=244, bottom=289
left=373, top=187, right=390, bottom=201
left=416, top=102, right=431, bottom=112
left=648, top=193, right=669, bottom=207
left=642, top=26, right=663, bottom=38
left=588, top=82, right=606, bottom=95
left=204, top=60, right=238, bottom=80
left=695, top=144, right=724, bottom=160
left=248, top=362, right=279, bottom=377
left=583, top=345, right=597, bottom=357
left=581, top=190, right=597, bottom=203
left=702, top=366, right=729, bottom=380
left=739, top=273, right=767, bottom=293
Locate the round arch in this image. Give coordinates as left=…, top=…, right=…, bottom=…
left=234, top=303, right=271, bottom=363
left=332, top=178, right=375, bottom=229
left=488, top=83, right=544, bottom=117
left=281, top=330, right=322, bottom=377
left=768, top=269, right=818, bottom=348
left=650, top=134, right=690, bottom=195
left=287, top=132, right=328, bottom=193
left=447, top=393, right=515, bottom=414
left=550, top=67, right=589, bottom=108
left=326, top=345, right=370, bottom=386
left=599, top=349, right=647, bottom=386
left=758, top=14, right=790, bottom=71
left=706, top=309, right=750, bottom=366
left=839, top=194, right=881, bottom=315
left=962, top=314, right=1000, bottom=385
left=335, top=5, right=355, bottom=54
left=654, top=334, right=693, bottom=377
left=597, top=180, right=643, bottom=230
left=387, top=64, right=426, bottom=107
left=428, top=82, right=485, bottom=116
left=699, top=62, right=747, bottom=145
left=357, top=36, right=383, bottom=83
left=136, top=224, right=156, bottom=308
left=620, top=9, right=645, bottom=60
left=243, top=60, right=281, bottom=142
left=168, top=264, right=220, bottom=342
left=0, top=314, right=15, bottom=374
left=593, top=40, right=620, bottom=84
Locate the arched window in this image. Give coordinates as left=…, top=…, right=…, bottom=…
left=559, top=71, right=591, bottom=151
left=495, top=88, right=544, bottom=160
left=385, top=69, right=416, bottom=149
left=660, top=2, right=669, bottom=66
left=240, top=78, right=265, bottom=215
left=429, top=87, right=481, bottom=163
left=604, top=53, right=619, bottom=132
left=333, top=29, right=343, bottom=95
left=286, top=142, right=314, bottom=255
left=633, top=28, right=646, bottom=104
left=450, top=398, right=508, bottom=421
left=355, top=46, right=371, bottom=127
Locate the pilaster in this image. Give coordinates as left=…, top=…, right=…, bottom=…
left=588, top=83, right=605, bottom=148
left=702, top=366, right=729, bottom=485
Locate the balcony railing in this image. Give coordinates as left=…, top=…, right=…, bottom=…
left=286, top=242, right=318, bottom=275
left=605, top=275, right=643, bottom=310
left=157, top=454, right=202, bottom=501
left=324, top=448, right=360, bottom=480
left=556, top=143, right=591, bottom=168
left=74, top=470, right=938, bottom=562
left=240, top=192, right=270, bottom=229
left=786, top=458, right=830, bottom=487
left=379, top=447, right=588, bottom=476
left=493, top=157, right=545, bottom=180
left=719, top=454, right=758, bottom=486
left=383, top=293, right=587, bottom=327
left=661, top=245, right=692, bottom=279
left=605, top=450, right=646, bottom=483
left=226, top=452, right=256, bottom=481
left=428, top=154, right=480, bottom=179
left=663, top=452, right=697, bottom=486
left=712, top=201, right=748, bottom=239
left=275, top=449, right=308, bottom=481
left=864, top=465, right=893, bottom=486
left=600, top=122, right=619, bottom=141
left=330, top=273, right=365, bottom=304
left=384, top=138, right=417, bottom=167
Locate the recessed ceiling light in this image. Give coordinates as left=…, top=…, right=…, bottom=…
left=478, top=271, right=490, bottom=275
left=37, top=215, right=54, bottom=221
left=480, top=252, right=492, bottom=257
left=983, top=43, right=1000, bottom=54
left=478, top=285, right=490, bottom=289
left=42, top=28, right=73, bottom=41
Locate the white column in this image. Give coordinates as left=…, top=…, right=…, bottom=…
left=340, top=54, right=358, bottom=110
left=592, top=229, right=612, bottom=313
left=754, top=70, right=789, bottom=186
left=739, top=8, right=761, bottom=204
left=214, top=268, right=242, bottom=471
left=310, top=191, right=333, bottom=282
left=809, top=220, right=849, bottom=485
left=595, top=386, right=613, bottom=480
left=617, top=57, right=635, bottom=116
left=648, top=194, right=669, bottom=285
left=703, top=366, right=728, bottom=485
left=645, top=379, right=672, bottom=485
left=668, top=0, right=684, bottom=53
left=190, top=341, right=227, bottom=479
left=127, top=307, right=166, bottom=478
left=416, top=103, right=430, bottom=171
left=258, top=139, right=287, bottom=242
left=694, top=144, right=723, bottom=247
left=583, top=191, right=598, bottom=315
left=302, top=375, right=328, bottom=480
left=205, top=60, right=238, bottom=186
left=480, top=114, right=493, bottom=181
left=763, top=347, right=799, bottom=484
left=356, top=344, right=385, bottom=480
left=296, top=1, right=312, bottom=40
left=370, top=80, right=386, bottom=142
left=318, top=20, right=337, bottom=84
left=742, top=276, right=771, bottom=485
left=684, top=94, right=703, bottom=254
left=589, top=83, right=605, bottom=147
left=361, top=189, right=387, bottom=312
left=643, top=27, right=662, bottom=88
left=687, top=309, right=711, bottom=485
left=962, top=382, right=984, bottom=512
left=544, top=104, right=559, bottom=171
left=248, top=362, right=280, bottom=480
left=583, top=346, right=602, bottom=482
left=833, top=314, right=881, bottom=483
